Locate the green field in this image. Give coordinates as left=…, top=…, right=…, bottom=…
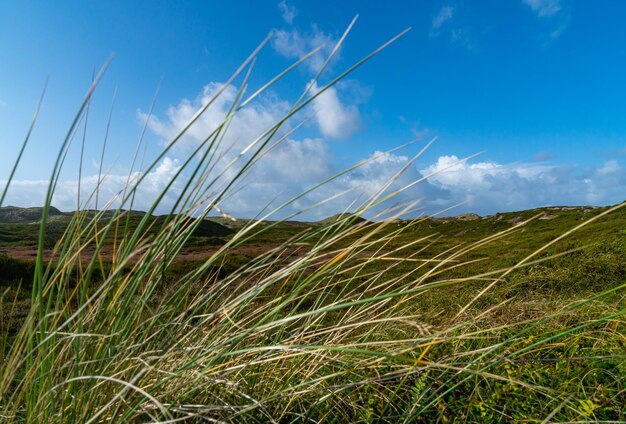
left=1, top=204, right=625, bottom=422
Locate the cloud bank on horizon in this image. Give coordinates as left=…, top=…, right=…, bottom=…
left=3, top=133, right=624, bottom=220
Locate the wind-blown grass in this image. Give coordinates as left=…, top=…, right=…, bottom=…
left=1, top=22, right=625, bottom=422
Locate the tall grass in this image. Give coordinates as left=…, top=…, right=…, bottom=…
left=1, top=22, right=625, bottom=422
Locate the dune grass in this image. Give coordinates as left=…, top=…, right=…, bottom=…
left=1, top=23, right=626, bottom=422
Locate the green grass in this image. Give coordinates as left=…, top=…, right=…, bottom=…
left=2, top=205, right=624, bottom=421
left=1, top=23, right=626, bottom=422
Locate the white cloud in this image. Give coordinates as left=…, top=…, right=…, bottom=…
left=548, top=23, right=568, bottom=40
left=142, top=83, right=291, bottom=153
left=598, top=160, right=620, bottom=175
left=431, top=6, right=455, bottom=34
left=522, top=0, right=568, bottom=42
left=0, top=99, right=7, bottom=107
left=278, top=0, right=297, bottom=25
left=450, top=28, right=476, bottom=50
left=310, top=81, right=361, bottom=139
left=137, top=82, right=346, bottom=218
left=0, top=157, right=183, bottom=213
left=303, top=150, right=438, bottom=219
left=134, top=82, right=417, bottom=219
left=399, top=116, right=431, bottom=142
left=269, top=23, right=365, bottom=139
left=429, top=5, right=475, bottom=49
left=523, top=0, right=562, bottom=17
left=420, top=155, right=626, bottom=215
left=270, top=25, right=338, bottom=73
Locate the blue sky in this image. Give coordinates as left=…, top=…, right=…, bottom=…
left=1, top=0, right=626, bottom=218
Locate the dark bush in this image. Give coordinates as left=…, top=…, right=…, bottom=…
left=0, top=253, right=35, bottom=286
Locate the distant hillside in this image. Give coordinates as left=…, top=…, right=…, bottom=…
left=207, top=216, right=315, bottom=230
left=207, top=217, right=258, bottom=230
left=319, top=213, right=368, bottom=225
left=0, top=207, right=234, bottom=247
left=0, top=206, right=65, bottom=224
left=153, top=215, right=233, bottom=238
left=67, top=209, right=147, bottom=220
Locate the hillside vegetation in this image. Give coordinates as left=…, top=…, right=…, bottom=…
left=1, top=204, right=625, bottom=421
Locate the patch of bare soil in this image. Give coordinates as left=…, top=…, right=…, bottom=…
left=0, top=244, right=308, bottom=264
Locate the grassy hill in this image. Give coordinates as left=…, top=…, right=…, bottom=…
left=0, top=206, right=65, bottom=223
left=0, top=206, right=233, bottom=248
left=318, top=212, right=368, bottom=225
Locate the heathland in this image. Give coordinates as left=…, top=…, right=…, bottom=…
left=1, top=203, right=625, bottom=421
